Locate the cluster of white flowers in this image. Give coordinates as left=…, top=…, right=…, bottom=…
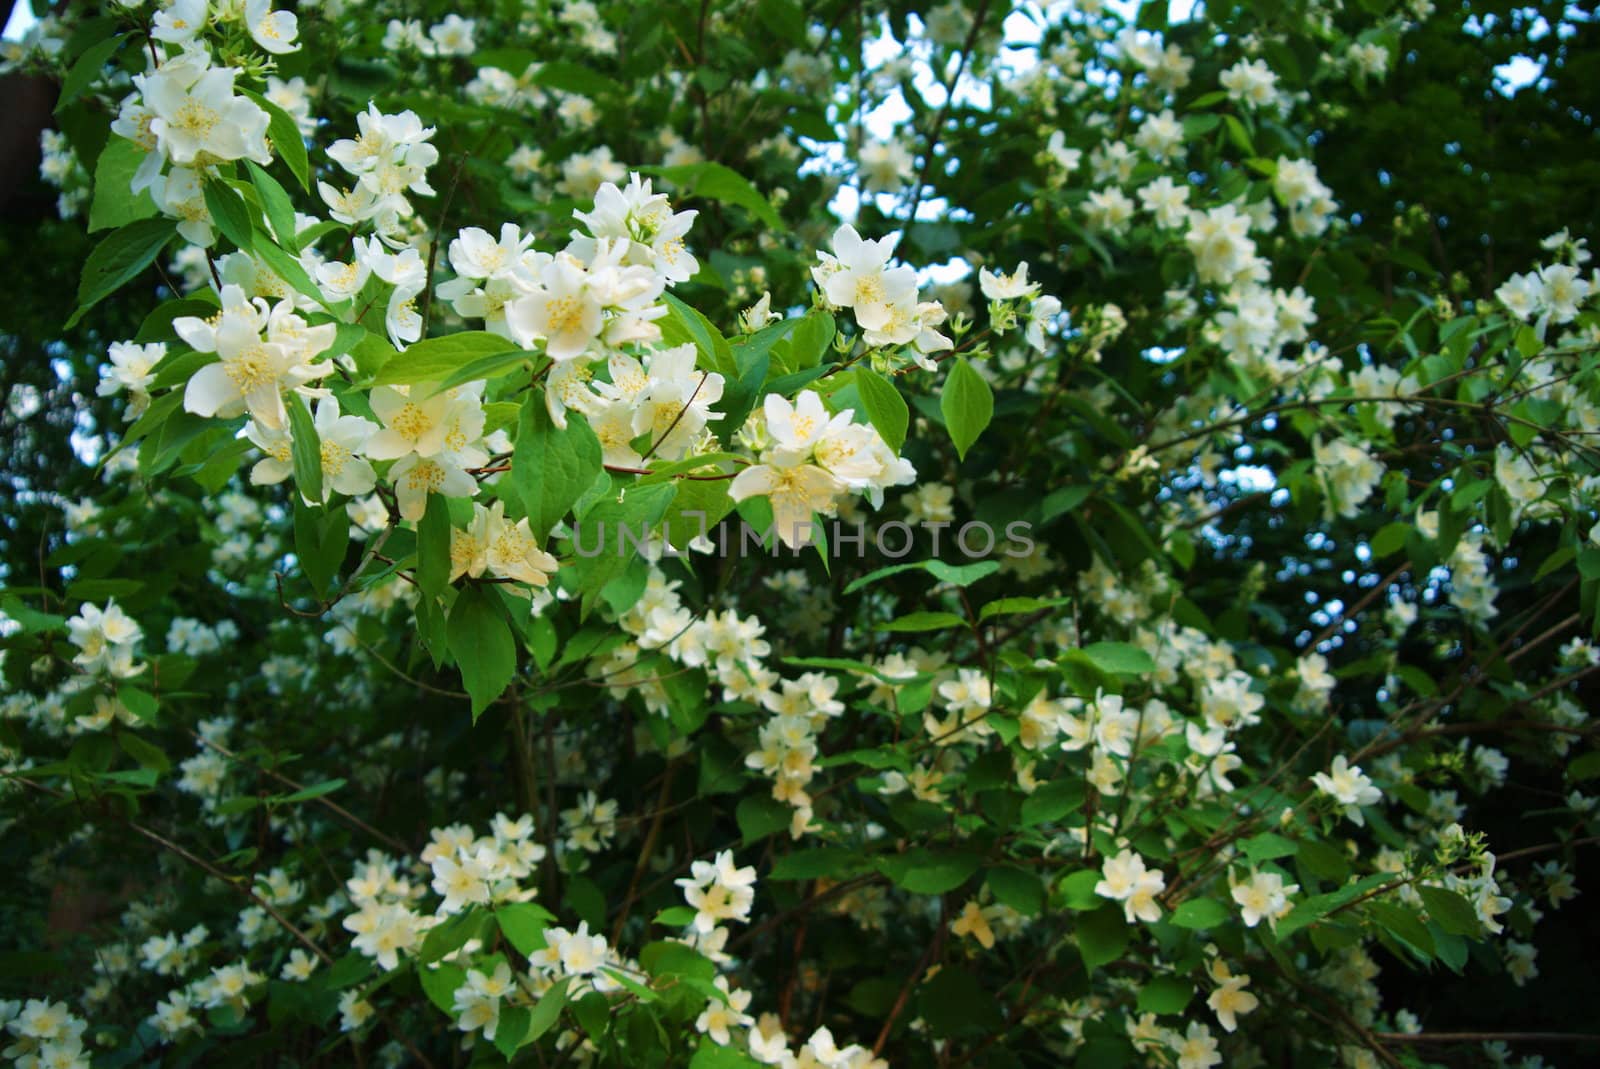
left=35, top=128, right=88, bottom=219
left=1496, top=257, right=1594, bottom=336
left=1096, top=848, right=1168, bottom=923
left=1312, top=438, right=1386, bottom=520
left=812, top=225, right=953, bottom=361
left=66, top=599, right=144, bottom=680
left=318, top=105, right=439, bottom=248
left=381, top=14, right=478, bottom=57
left=1, top=999, right=90, bottom=1069
left=1272, top=155, right=1339, bottom=238
left=730, top=390, right=914, bottom=548
left=1219, top=58, right=1288, bottom=115
left=978, top=262, right=1064, bottom=352
left=113, top=35, right=282, bottom=245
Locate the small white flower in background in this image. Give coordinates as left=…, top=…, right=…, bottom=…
left=1171, top=1020, right=1222, bottom=1069
left=1231, top=870, right=1298, bottom=928
left=1205, top=959, right=1259, bottom=1032
left=1095, top=849, right=1166, bottom=923
left=548, top=921, right=608, bottom=976
left=337, top=989, right=374, bottom=1032
left=1311, top=755, right=1383, bottom=824
left=280, top=949, right=318, bottom=982
left=98, top=340, right=167, bottom=419
left=676, top=850, right=758, bottom=934
left=151, top=0, right=207, bottom=47
left=428, top=14, right=478, bottom=56
left=245, top=0, right=299, bottom=54
left=694, top=977, right=754, bottom=1045
left=452, top=961, right=515, bottom=1039
left=66, top=600, right=144, bottom=678
left=978, top=261, right=1041, bottom=302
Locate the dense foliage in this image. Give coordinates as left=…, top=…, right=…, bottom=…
left=2, top=1, right=1599, bottom=1067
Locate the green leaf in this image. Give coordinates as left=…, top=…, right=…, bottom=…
left=568, top=482, right=677, bottom=612
left=56, top=34, right=123, bottom=111
left=655, top=906, right=697, bottom=928
left=1135, top=977, right=1193, bottom=1015
left=203, top=177, right=255, bottom=252
left=523, top=976, right=571, bottom=1045
left=1039, top=484, right=1092, bottom=522
left=784, top=308, right=836, bottom=370
left=293, top=499, right=349, bottom=596
left=447, top=586, right=517, bottom=720
left=878, top=611, right=967, bottom=633
left=767, top=847, right=864, bottom=881
left=68, top=218, right=177, bottom=328
left=640, top=941, right=717, bottom=982
left=644, top=162, right=785, bottom=231
left=497, top=902, right=556, bottom=956
left=690, top=1044, right=764, bottom=1069
left=238, top=87, right=310, bottom=191
left=986, top=866, right=1045, bottom=916
left=1367, top=900, right=1435, bottom=959
left=1077, top=905, right=1130, bottom=972
left=1241, top=833, right=1299, bottom=864
left=1080, top=641, right=1155, bottom=676
left=940, top=358, right=994, bottom=460
left=918, top=967, right=1003, bottom=1039
left=1059, top=869, right=1103, bottom=911
left=418, top=909, right=484, bottom=965
left=736, top=794, right=792, bottom=844
left=373, top=332, right=520, bottom=386
left=287, top=396, right=324, bottom=505
left=416, top=493, right=452, bottom=597
left=661, top=293, right=736, bottom=379
left=1019, top=778, right=1084, bottom=826
left=979, top=595, right=1072, bottom=621
left=1169, top=897, right=1229, bottom=930
left=439, top=349, right=533, bottom=391
left=244, top=159, right=300, bottom=254
left=118, top=732, right=170, bottom=774
left=88, top=136, right=156, bottom=232
left=277, top=778, right=346, bottom=803
left=877, top=849, right=982, bottom=895
left=418, top=963, right=465, bottom=1013
left=116, top=686, right=158, bottom=723
left=844, top=559, right=999, bottom=595
left=493, top=1007, right=533, bottom=1058
left=1371, top=522, right=1409, bottom=558
left=855, top=366, right=909, bottom=451
left=514, top=400, right=604, bottom=539
left=251, top=237, right=326, bottom=308
left=1417, top=885, right=1480, bottom=937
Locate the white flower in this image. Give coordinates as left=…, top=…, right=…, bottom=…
left=1094, top=849, right=1165, bottom=923
left=1311, top=755, right=1382, bottom=824
left=817, top=225, right=918, bottom=332
left=1230, top=870, right=1298, bottom=928
left=245, top=0, right=299, bottom=54
left=979, top=262, right=1040, bottom=302
left=177, top=286, right=335, bottom=430
left=483, top=501, right=560, bottom=588
left=506, top=255, right=604, bottom=359
left=141, top=61, right=272, bottom=168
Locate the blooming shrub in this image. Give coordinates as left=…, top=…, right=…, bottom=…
left=1, top=0, right=1598, bottom=1067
